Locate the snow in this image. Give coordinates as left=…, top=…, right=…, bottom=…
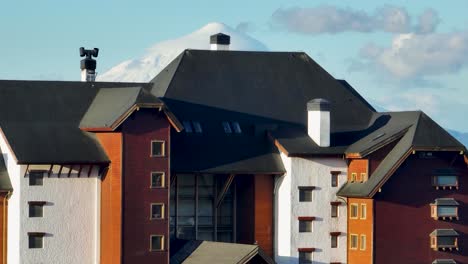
left=97, top=22, right=268, bottom=83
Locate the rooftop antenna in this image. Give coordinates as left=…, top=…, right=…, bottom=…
left=79, top=47, right=99, bottom=82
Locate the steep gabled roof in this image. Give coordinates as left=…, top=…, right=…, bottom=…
left=338, top=111, right=467, bottom=198
left=0, top=80, right=143, bottom=164
left=79, top=86, right=165, bottom=131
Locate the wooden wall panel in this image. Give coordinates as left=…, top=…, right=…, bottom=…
left=96, top=132, right=122, bottom=264
left=254, top=174, right=274, bottom=257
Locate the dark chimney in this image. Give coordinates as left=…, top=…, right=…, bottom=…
left=210, top=33, right=230, bottom=51
left=79, top=47, right=99, bottom=82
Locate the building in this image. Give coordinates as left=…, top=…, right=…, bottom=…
left=0, top=34, right=465, bottom=264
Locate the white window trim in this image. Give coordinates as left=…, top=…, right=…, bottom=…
left=150, top=171, right=165, bottom=188
left=150, top=203, right=165, bottom=220
left=350, top=203, right=359, bottom=219
left=150, top=235, right=164, bottom=251
left=150, top=140, right=165, bottom=157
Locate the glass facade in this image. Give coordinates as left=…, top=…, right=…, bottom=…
left=170, top=174, right=234, bottom=242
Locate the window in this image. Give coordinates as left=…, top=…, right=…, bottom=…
left=28, top=232, right=45, bottom=249
left=360, top=235, right=366, bottom=250
left=430, top=229, right=459, bottom=250
left=433, top=175, right=458, bottom=189
left=431, top=198, right=459, bottom=220
left=151, top=141, right=165, bottom=157
left=360, top=173, right=367, bottom=182
left=350, top=204, right=358, bottom=219
left=29, top=171, right=44, bottom=186
left=298, top=249, right=314, bottom=264
left=360, top=204, right=367, bottom=219
left=222, top=122, right=232, bottom=133
left=350, top=173, right=357, bottom=182
left=28, top=202, right=45, bottom=218
left=151, top=172, right=165, bottom=188
left=331, top=172, right=339, bottom=187
left=151, top=203, right=164, bottom=219
left=231, top=122, right=242, bottom=134
left=330, top=201, right=341, bottom=218
left=150, top=235, right=164, bottom=251
left=330, top=232, right=340, bottom=248
left=193, top=121, right=202, bottom=133
left=298, top=217, right=314, bottom=232
left=298, top=187, right=314, bottom=202
left=183, top=121, right=193, bottom=133
left=432, top=259, right=456, bottom=264
left=350, top=234, right=358, bottom=250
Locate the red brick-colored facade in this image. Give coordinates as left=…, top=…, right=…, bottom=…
left=121, top=110, right=171, bottom=264
left=373, top=152, right=468, bottom=263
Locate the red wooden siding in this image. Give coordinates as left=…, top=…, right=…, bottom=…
left=254, top=174, right=274, bottom=257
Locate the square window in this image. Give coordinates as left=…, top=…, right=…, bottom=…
left=298, top=251, right=313, bottom=264
left=350, top=204, right=358, bottom=219
left=29, top=202, right=45, bottom=217
left=150, top=235, right=164, bottom=251
left=298, top=187, right=314, bottom=202
left=151, top=172, right=165, bottom=188
left=360, top=204, right=367, bottom=219
left=331, top=204, right=338, bottom=218
left=299, top=219, right=313, bottom=232
left=29, top=171, right=44, bottom=186
left=151, top=204, right=164, bottom=219
left=151, top=141, right=165, bottom=157
left=360, top=173, right=367, bottom=182
left=360, top=235, right=366, bottom=250
left=350, top=234, right=358, bottom=250
left=28, top=233, right=44, bottom=249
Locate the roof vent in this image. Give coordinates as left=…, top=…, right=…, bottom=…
left=210, top=33, right=230, bottom=51
left=79, top=47, right=99, bottom=82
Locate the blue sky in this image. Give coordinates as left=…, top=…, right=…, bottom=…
left=1, top=0, right=468, bottom=132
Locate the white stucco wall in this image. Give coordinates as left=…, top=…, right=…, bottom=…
left=19, top=165, right=101, bottom=264
left=275, top=153, right=292, bottom=263
left=0, top=134, right=22, bottom=264
left=275, top=155, right=348, bottom=264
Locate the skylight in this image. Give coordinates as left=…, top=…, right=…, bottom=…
left=193, top=121, right=202, bottom=133
left=183, top=121, right=193, bottom=133
left=222, top=122, right=232, bottom=133
left=231, top=122, right=242, bottom=133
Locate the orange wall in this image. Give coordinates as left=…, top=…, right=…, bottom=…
left=254, top=174, right=274, bottom=257
left=96, top=133, right=123, bottom=264
left=348, top=198, right=373, bottom=264
left=348, top=159, right=369, bottom=182
left=0, top=193, right=7, bottom=264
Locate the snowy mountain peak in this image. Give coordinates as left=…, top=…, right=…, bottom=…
left=98, top=22, right=268, bottom=83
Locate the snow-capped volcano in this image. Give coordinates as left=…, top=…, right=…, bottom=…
left=97, top=22, right=268, bottom=82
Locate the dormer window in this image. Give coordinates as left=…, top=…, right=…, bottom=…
left=430, top=229, right=459, bottom=251
left=183, top=121, right=193, bottom=133
left=431, top=198, right=459, bottom=220
left=222, top=121, right=241, bottom=134
left=222, top=122, right=232, bottom=133
left=231, top=122, right=242, bottom=133
left=192, top=121, right=202, bottom=133
left=350, top=173, right=357, bottom=182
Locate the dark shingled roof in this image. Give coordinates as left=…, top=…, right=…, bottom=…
left=0, top=146, right=12, bottom=191
left=430, top=229, right=459, bottom=237
left=337, top=111, right=466, bottom=198
left=170, top=240, right=274, bottom=264
left=0, top=80, right=144, bottom=164
left=80, top=85, right=164, bottom=130
left=431, top=198, right=459, bottom=206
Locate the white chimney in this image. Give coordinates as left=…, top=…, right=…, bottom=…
left=307, top=98, right=331, bottom=147
left=210, top=33, right=230, bottom=51
left=79, top=47, right=99, bottom=82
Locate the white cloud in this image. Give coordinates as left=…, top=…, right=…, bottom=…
left=271, top=5, right=438, bottom=34
left=357, top=32, right=468, bottom=79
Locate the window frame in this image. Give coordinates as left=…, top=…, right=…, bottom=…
left=331, top=204, right=338, bottom=218
left=150, top=140, right=165, bottom=157
left=150, top=171, right=165, bottom=188
left=360, top=173, right=367, bottom=182
left=298, top=217, right=314, bottom=233
left=150, top=203, right=164, bottom=220
left=360, top=234, right=366, bottom=250
left=350, top=203, right=359, bottom=219
left=298, top=248, right=314, bottom=264
left=298, top=186, right=315, bottom=202
left=331, top=173, right=338, bottom=187
left=150, top=235, right=164, bottom=251
left=432, top=175, right=458, bottom=190
left=28, top=201, right=46, bottom=218
left=29, top=171, right=45, bottom=186
left=360, top=204, right=367, bottom=219
left=350, top=234, right=358, bottom=250
left=28, top=232, right=45, bottom=249
left=330, top=232, right=340, bottom=248
left=350, top=173, right=357, bottom=182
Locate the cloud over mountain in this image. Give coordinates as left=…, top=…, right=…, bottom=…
left=271, top=5, right=439, bottom=34
left=97, top=22, right=268, bottom=83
